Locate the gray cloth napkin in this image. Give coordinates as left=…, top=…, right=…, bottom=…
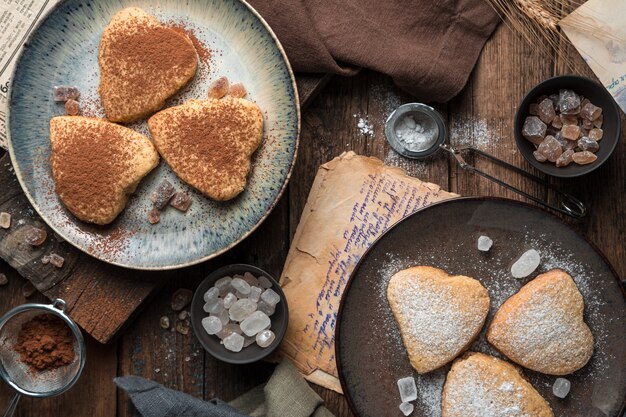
left=114, top=360, right=334, bottom=417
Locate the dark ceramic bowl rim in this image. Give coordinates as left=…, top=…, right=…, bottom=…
left=335, top=196, right=626, bottom=417
left=190, top=264, right=289, bottom=365
left=514, top=75, right=621, bottom=178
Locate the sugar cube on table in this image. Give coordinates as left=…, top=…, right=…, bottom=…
left=477, top=235, right=493, bottom=252
left=511, top=249, right=540, bottom=279
left=552, top=377, right=571, bottom=399
left=399, top=402, right=414, bottom=416
left=397, top=377, right=417, bottom=403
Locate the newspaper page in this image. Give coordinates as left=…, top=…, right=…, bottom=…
left=560, top=0, right=626, bottom=114
left=0, top=0, right=57, bottom=149
left=278, top=151, right=457, bottom=393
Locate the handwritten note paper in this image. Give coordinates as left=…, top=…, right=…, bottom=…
left=279, top=152, right=456, bottom=392
left=560, top=0, right=626, bottom=113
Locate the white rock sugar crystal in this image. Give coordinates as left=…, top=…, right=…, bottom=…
left=477, top=235, right=493, bottom=252
left=203, top=287, right=219, bottom=303
left=240, top=311, right=271, bottom=337
left=201, top=316, right=222, bottom=335
left=399, top=402, right=414, bottom=416
left=223, top=293, right=237, bottom=309
left=204, top=298, right=224, bottom=314
left=212, top=308, right=229, bottom=326
left=552, top=377, right=571, bottom=398
left=231, top=277, right=251, bottom=295
left=243, top=336, right=256, bottom=347
left=229, top=299, right=257, bottom=322
left=214, top=276, right=233, bottom=295
left=217, top=323, right=241, bottom=340
left=511, top=249, right=541, bottom=278
left=257, top=300, right=276, bottom=316
left=397, top=377, right=417, bottom=402
left=248, top=286, right=262, bottom=302
left=257, top=276, right=272, bottom=289
left=256, top=330, right=276, bottom=348
left=260, top=288, right=281, bottom=307
left=395, top=115, right=437, bottom=152
left=243, top=272, right=259, bottom=287
left=223, top=333, right=245, bottom=352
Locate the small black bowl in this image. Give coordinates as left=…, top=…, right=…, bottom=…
left=190, top=264, right=289, bottom=364
left=514, top=75, right=621, bottom=178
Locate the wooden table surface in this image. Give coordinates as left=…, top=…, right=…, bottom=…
left=1, top=18, right=624, bottom=417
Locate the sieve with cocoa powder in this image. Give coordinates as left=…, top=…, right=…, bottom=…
left=0, top=299, right=86, bottom=417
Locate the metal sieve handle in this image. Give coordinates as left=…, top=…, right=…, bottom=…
left=440, top=144, right=587, bottom=218
left=2, top=393, right=20, bottom=417
left=52, top=299, right=67, bottom=313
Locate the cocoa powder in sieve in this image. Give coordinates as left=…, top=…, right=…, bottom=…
left=14, top=314, right=75, bottom=371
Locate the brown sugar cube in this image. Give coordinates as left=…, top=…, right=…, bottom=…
left=48, top=253, right=65, bottom=268
left=148, top=207, right=160, bottom=224
left=582, top=118, right=593, bottom=130
left=0, top=212, right=10, bottom=229
left=560, top=114, right=578, bottom=126
left=537, top=98, right=556, bottom=124
left=170, top=192, right=192, bottom=212
left=572, top=151, right=597, bottom=165
left=556, top=149, right=575, bottom=167
left=24, top=227, right=47, bottom=246
left=208, top=76, right=230, bottom=99
left=580, top=102, right=602, bottom=121
left=561, top=125, right=581, bottom=141
left=537, top=135, right=563, bottom=162
left=551, top=116, right=562, bottom=129
left=529, top=103, right=540, bottom=116
left=65, top=99, right=80, bottom=116
left=228, top=83, right=247, bottom=98
left=533, top=150, right=547, bottom=162
left=150, top=180, right=176, bottom=209
left=593, top=114, right=603, bottom=128
left=521, top=116, right=547, bottom=145
left=588, top=128, right=603, bottom=141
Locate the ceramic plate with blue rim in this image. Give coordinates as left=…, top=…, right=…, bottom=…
left=7, top=0, right=299, bottom=270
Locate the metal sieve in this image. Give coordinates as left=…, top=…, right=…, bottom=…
left=0, top=299, right=86, bottom=417
left=385, top=103, right=586, bottom=218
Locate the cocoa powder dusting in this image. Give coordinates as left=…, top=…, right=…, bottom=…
left=169, top=24, right=211, bottom=68
left=15, top=314, right=75, bottom=371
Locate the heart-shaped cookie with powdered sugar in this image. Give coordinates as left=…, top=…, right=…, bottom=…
left=99, top=7, right=198, bottom=122
left=487, top=269, right=593, bottom=375
left=386, top=266, right=490, bottom=374
left=442, top=352, right=554, bottom=417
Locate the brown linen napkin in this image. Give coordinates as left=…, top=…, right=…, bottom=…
left=248, top=0, right=500, bottom=102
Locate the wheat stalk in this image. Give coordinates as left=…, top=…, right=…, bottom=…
left=485, top=0, right=583, bottom=68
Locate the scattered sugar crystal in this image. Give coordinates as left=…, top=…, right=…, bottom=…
left=228, top=83, right=247, bottom=98
left=256, top=330, right=276, bottom=348
left=577, top=137, right=599, bottom=153
left=580, top=102, right=602, bottom=121
left=588, top=128, right=603, bottom=141
left=248, top=286, right=262, bottom=302
left=207, top=76, right=229, bottom=99
left=41, top=255, right=50, bottom=265
left=240, top=311, right=271, bottom=336
left=170, top=192, right=192, bottom=212
left=53, top=85, right=80, bottom=102
left=511, top=249, right=540, bottom=278
left=202, top=316, right=223, bottom=335
left=65, top=99, right=80, bottom=115
left=231, top=277, right=251, bottom=295
left=399, top=402, right=414, bottom=416
left=215, top=276, right=233, bottom=295
left=48, top=253, right=64, bottom=268
left=260, top=288, right=281, bottom=307
left=25, top=227, right=47, bottom=246
left=537, top=98, right=556, bottom=124
left=556, top=149, right=574, bottom=167
left=0, top=212, right=10, bottom=229
left=257, top=300, right=275, bottom=316
left=159, top=316, right=170, bottom=329
left=223, top=333, right=245, bottom=352
left=178, top=310, right=188, bottom=320
left=229, top=299, right=257, bottom=322
left=212, top=308, right=230, bottom=326
left=204, top=298, right=224, bottom=314
left=204, top=287, right=219, bottom=303
left=522, top=116, right=547, bottom=145
left=552, top=378, right=571, bottom=398
left=243, top=272, right=259, bottom=287
left=397, top=377, right=418, bottom=402
left=217, top=323, right=241, bottom=339
left=537, top=135, right=562, bottom=162
left=223, top=292, right=237, bottom=309
left=151, top=180, right=176, bottom=209
left=176, top=319, right=190, bottom=335
left=572, top=151, right=597, bottom=165
left=257, top=276, right=272, bottom=289
left=171, top=289, right=193, bottom=311
left=148, top=208, right=160, bottom=224
left=477, top=235, right=493, bottom=252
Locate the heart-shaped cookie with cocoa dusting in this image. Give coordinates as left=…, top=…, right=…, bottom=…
left=99, top=7, right=198, bottom=122
left=487, top=269, right=593, bottom=375
left=442, top=352, right=553, bottom=417
left=386, top=266, right=490, bottom=374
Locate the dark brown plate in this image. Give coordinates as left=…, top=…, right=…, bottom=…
left=336, top=197, right=625, bottom=417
